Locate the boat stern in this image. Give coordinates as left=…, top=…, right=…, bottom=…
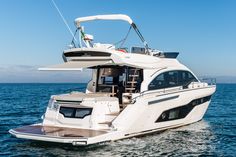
left=9, top=124, right=112, bottom=146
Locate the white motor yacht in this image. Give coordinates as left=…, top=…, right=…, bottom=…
left=9, top=14, right=216, bottom=146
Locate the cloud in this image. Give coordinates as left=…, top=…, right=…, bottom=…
left=0, top=65, right=91, bottom=83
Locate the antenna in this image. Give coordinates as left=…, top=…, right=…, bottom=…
left=51, top=0, right=77, bottom=42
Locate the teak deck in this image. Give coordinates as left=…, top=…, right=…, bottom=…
left=13, top=125, right=108, bottom=138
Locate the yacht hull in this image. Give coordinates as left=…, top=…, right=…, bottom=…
left=9, top=101, right=212, bottom=146
left=9, top=86, right=216, bottom=146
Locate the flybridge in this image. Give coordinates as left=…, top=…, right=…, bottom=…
left=38, top=48, right=181, bottom=71
left=38, top=14, right=180, bottom=71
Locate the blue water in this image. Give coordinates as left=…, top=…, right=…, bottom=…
left=0, top=83, right=235, bottom=156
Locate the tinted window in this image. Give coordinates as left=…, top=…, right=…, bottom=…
left=178, top=71, right=197, bottom=87
left=148, top=73, right=165, bottom=90
left=155, top=95, right=211, bottom=122
left=59, top=107, right=74, bottom=117
left=166, top=71, right=178, bottom=87
left=149, top=71, right=178, bottom=90
left=59, top=107, right=92, bottom=119
left=148, top=70, right=197, bottom=90
left=75, top=108, right=92, bottom=118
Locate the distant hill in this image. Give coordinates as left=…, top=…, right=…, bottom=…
left=0, top=65, right=91, bottom=83
left=214, top=76, right=236, bottom=84
left=0, top=65, right=236, bottom=83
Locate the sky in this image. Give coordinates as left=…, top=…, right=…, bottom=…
left=0, top=0, right=235, bottom=83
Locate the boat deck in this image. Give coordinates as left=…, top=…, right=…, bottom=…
left=11, top=125, right=108, bottom=138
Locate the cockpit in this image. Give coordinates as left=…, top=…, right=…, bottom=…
left=88, top=66, right=143, bottom=105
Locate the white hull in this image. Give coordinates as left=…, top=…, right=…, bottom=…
left=9, top=86, right=215, bottom=146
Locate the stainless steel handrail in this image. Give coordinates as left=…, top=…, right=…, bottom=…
left=200, top=78, right=216, bottom=85
left=130, top=80, right=216, bottom=104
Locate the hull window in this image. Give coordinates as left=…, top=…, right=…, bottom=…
left=59, top=107, right=92, bottom=119
left=155, top=95, right=211, bottom=122
left=148, top=70, right=198, bottom=91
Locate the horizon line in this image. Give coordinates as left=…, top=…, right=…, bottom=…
left=0, top=82, right=235, bottom=84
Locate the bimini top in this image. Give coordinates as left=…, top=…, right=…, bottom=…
left=74, top=14, right=149, bottom=49
left=75, top=14, right=133, bottom=27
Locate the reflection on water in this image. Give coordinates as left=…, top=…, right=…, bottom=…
left=0, top=83, right=235, bottom=156
left=108, top=120, right=216, bottom=157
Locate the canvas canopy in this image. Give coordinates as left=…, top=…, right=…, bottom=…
left=38, top=60, right=112, bottom=71
left=75, top=14, right=133, bottom=27
left=74, top=14, right=149, bottom=50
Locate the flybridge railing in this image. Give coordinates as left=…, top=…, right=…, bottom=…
left=200, top=78, right=216, bottom=85
left=131, top=80, right=216, bottom=103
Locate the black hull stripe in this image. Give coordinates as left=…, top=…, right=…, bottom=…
left=148, top=95, right=179, bottom=105
left=155, top=95, right=212, bottom=123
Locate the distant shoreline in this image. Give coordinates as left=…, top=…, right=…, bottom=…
left=0, top=82, right=235, bottom=84
left=0, top=82, right=88, bottom=84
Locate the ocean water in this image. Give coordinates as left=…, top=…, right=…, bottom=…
left=0, top=83, right=235, bottom=157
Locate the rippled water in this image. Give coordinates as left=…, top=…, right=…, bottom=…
left=0, top=83, right=235, bottom=156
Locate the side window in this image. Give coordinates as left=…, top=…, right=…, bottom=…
left=187, top=72, right=197, bottom=82
left=148, top=71, right=178, bottom=90
left=59, top=107, right=74, bottom=117
left=165, top=71, right=178, bottom=87
left=148, top=70, right=198, bottom=91
left=59, top=107, right=92, bottom=119
left=75, top=108, right=92, bottom=118
left=178, top=71, right=198, bottom=86
left=148, top=73, right=165, bottom=90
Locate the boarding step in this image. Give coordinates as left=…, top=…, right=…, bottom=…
left=124, top=94, right=132, bottom=97
left=98, top=121, right=112, bottom=125
left=127, top=81, right=137, bottom=84
left=125, top=84, right=137, bottom=88
left=125, top=88, right=136, bottom=90
left=105, top=112, right=120, bottom=116
left=128, top=74, right=139, bottom=77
